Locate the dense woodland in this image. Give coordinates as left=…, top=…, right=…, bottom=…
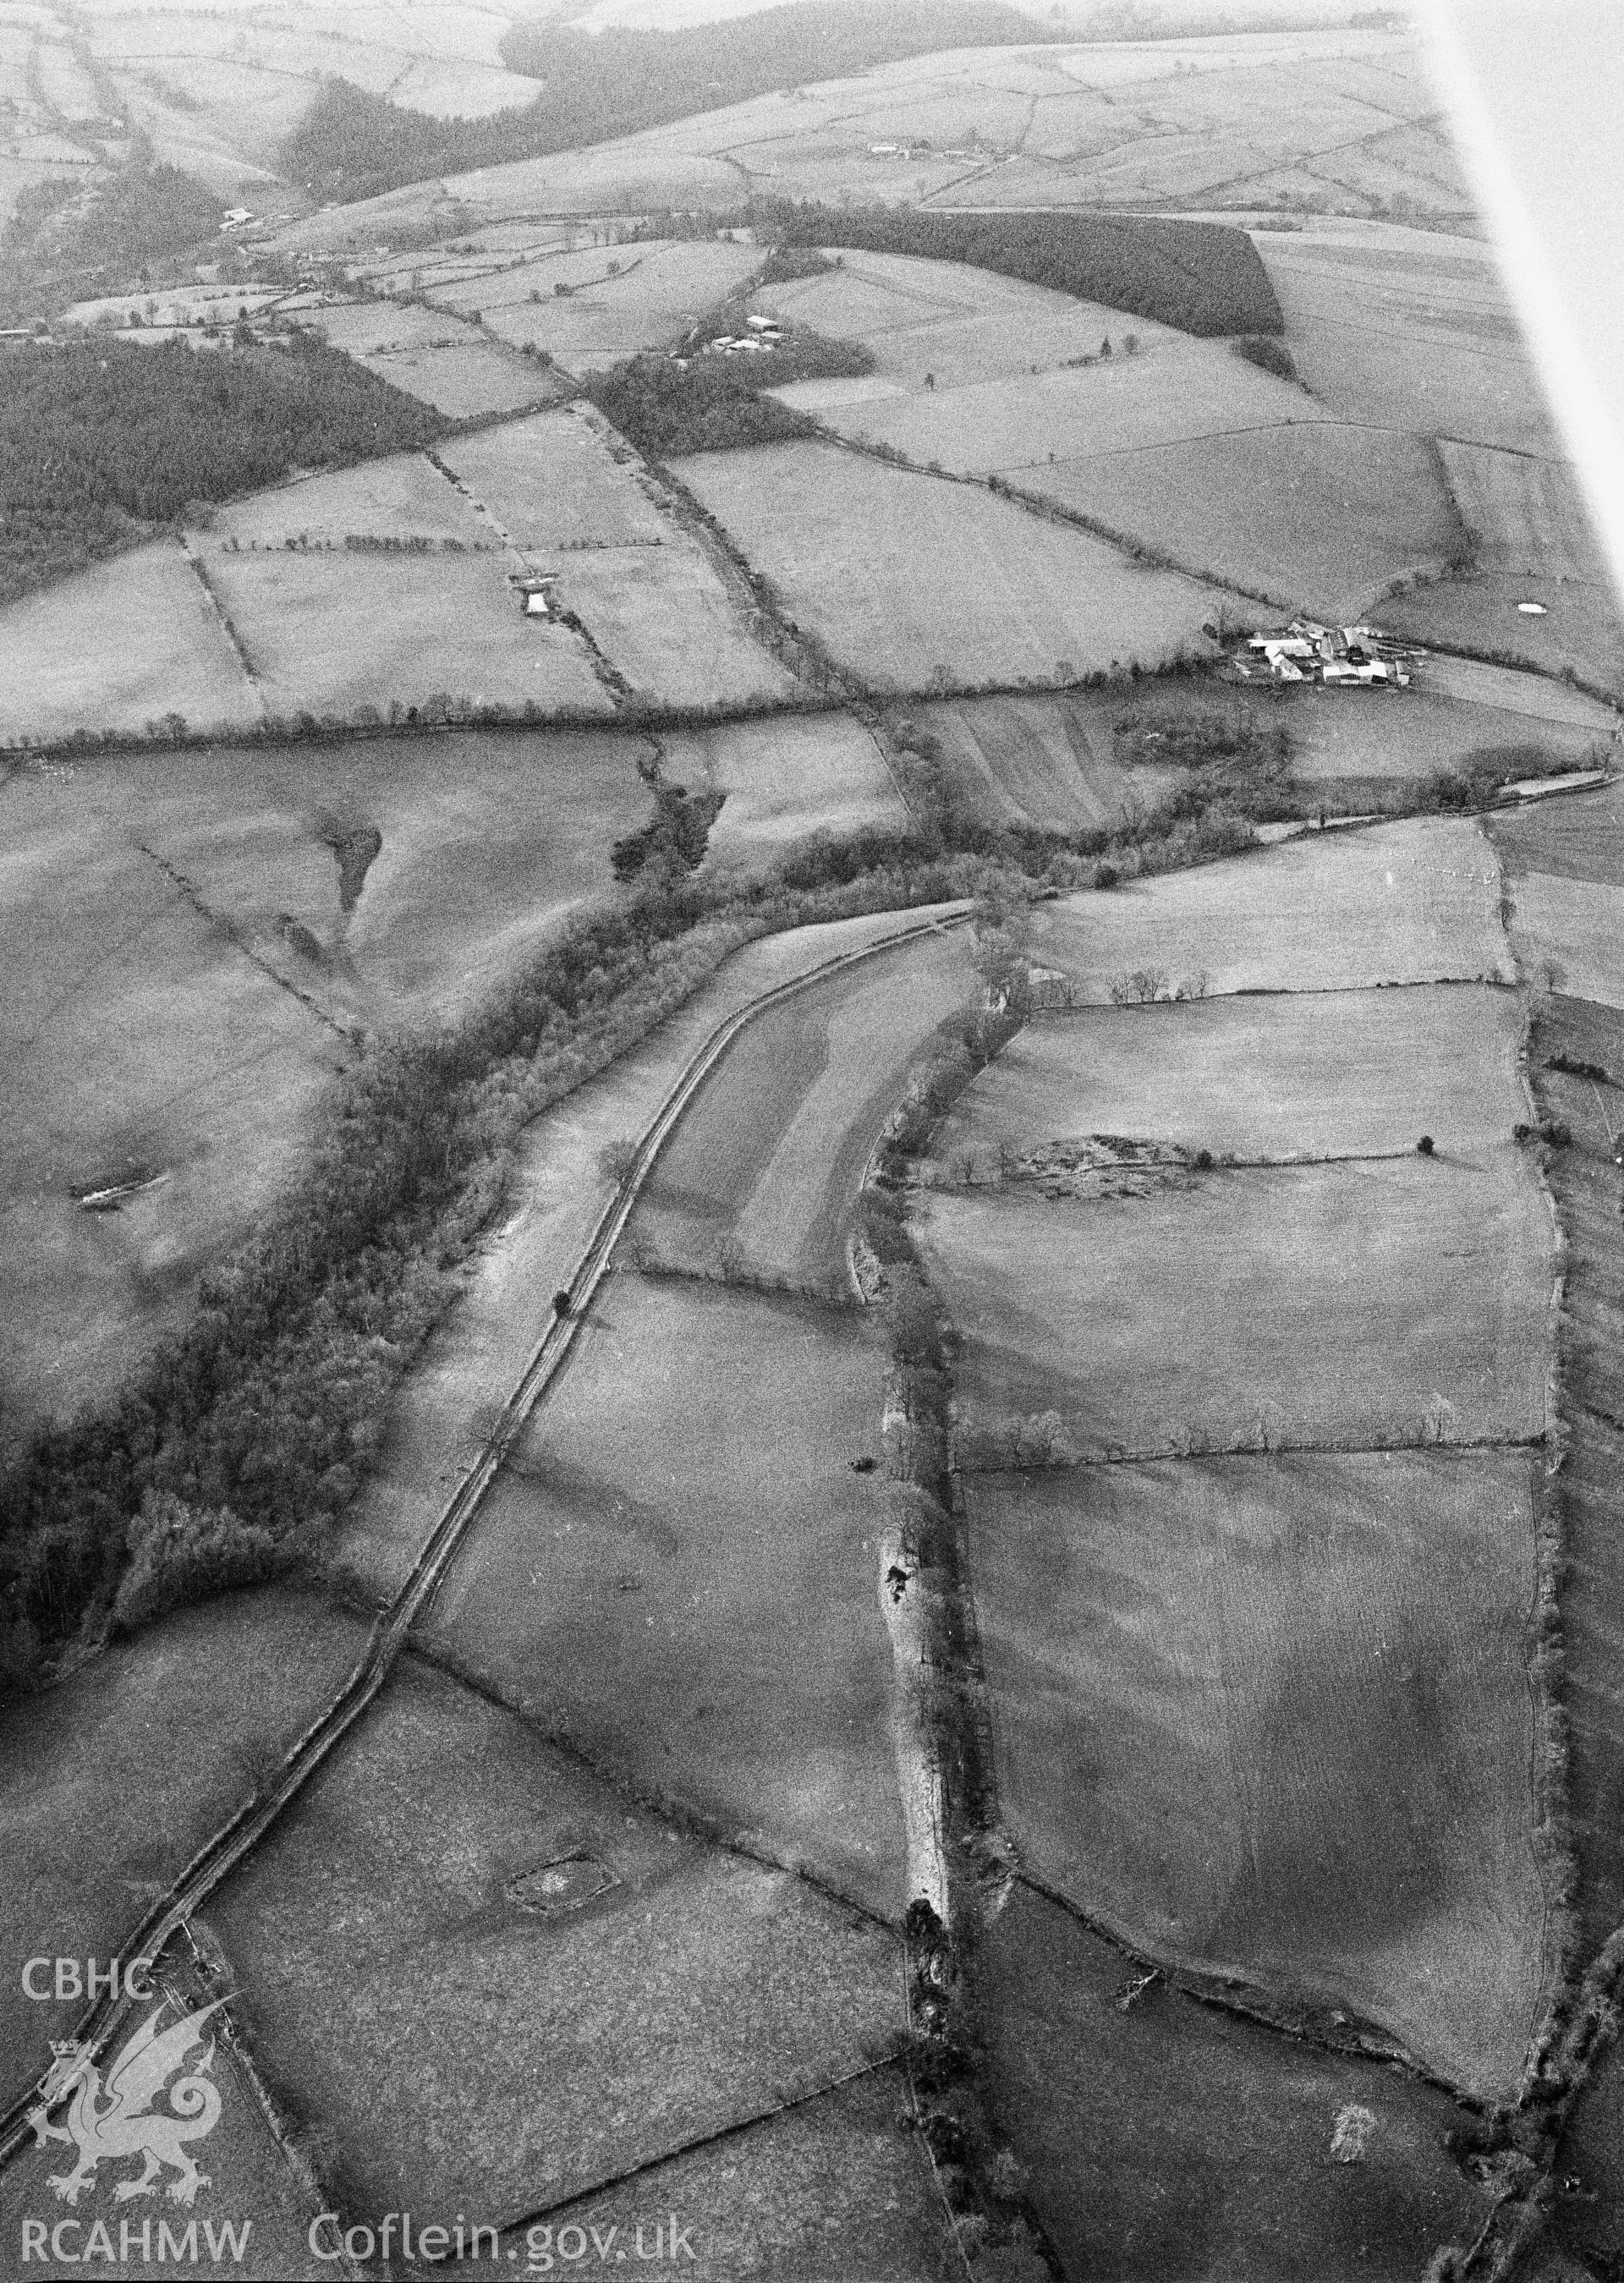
left=0, top=141, right=222, bottom=324
left=771, top=203, right=1285, bottom=337
left=584, top=321, right=873, bottom=458
left=0, top=337, right=446, bottom=603
left=282, top=0, right=1056, bottom=204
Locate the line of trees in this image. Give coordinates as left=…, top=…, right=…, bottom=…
left=282, top=3, right=1057, bottom=206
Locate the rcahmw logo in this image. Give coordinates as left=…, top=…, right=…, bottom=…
left=19, top=1995, right=252, bottom=2265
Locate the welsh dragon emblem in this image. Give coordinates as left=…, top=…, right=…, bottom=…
left=26, top=1998, right=225, bottom=2207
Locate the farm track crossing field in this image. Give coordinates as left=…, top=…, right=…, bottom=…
left=0, top=727, right=650, bottom=1420
left=966, top=1450, right=1545, bottom=2092
left=198, top=546, right=613, bottom=722
left=677, top=441, right=1224, bottom=694
left=0, top=539, right=260, bottom=746
left=1031, top=817, right=1514, bottom=999
left=211, top=1655, right=907, bottom=2223
left=0, top=1588, right=369, bottom=2083
left=633, top=924, right=976, bottom=1289
left=916, top=1147, right=1550, bottom=1457
left=981, top=1882, right=1495, bottom=2280
left=1029, top=423, right=1459, bottom=618
left=438, top=406, right=669, bottom=549
left=672, top=711, right=908, bottom=855
left=935, top=985, right=1525, bottom=1170
left=897, top=690, right=1178, bottom=833
left=430, top=1277, right=905, bottom=1918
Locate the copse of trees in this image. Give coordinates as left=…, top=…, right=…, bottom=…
left=0, top=336, right=447, bottom=604
left=282, top=2, right=1058, bottom=205
left=582, top=321, right=873, bottom=458
left=765, top=202, right=1284, bottom=338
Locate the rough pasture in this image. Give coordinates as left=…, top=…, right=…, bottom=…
left=532, top=538, right=797, bottom=709
left=1285, top=683, right=1609, bottom=785
left=211, top=1655, right=906, bottom=2220
left=965, top=1451, right=1547, bottom=2093
left=206, top=449, right=490, bottom=551
left=676, top=440, right=1223, bottom=695
left=429, top=1278, right=906, bottom=1918
left=440, top=236, right=763, bottom=370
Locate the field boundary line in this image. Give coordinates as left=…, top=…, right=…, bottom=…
left=961, top=1430, right=1546, bottom=1475
left=134, top=842, right=358, bottom=1046
left=464, top=2047, right=915, bottom=2247
left=1011, top=1870, right=1479, bottom=2101
left=0, top=904, right=973, bottom=2170
left=176, top=534, right=266, bottom=717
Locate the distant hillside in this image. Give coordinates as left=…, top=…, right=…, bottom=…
left=771, top=202, right=1286, bottom=336
left=283, top=1, right=1059, bottom=205
left=0, top=142, right=222, bottom=326
left=0, top=336, right=447, bottom=605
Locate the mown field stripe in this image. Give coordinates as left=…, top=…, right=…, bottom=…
left=0, top=906, right=971, bottom=2170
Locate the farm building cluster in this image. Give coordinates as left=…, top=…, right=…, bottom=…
left=700, top=314, right=782, bottom=359
left=1234, top=618, right=1418, bottom=688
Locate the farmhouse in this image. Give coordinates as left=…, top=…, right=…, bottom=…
left=1245, top=617, right=1415, bottom=688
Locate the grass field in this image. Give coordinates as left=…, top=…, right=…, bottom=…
left=1492, top=777, right=1624, bottom=887
left=199, top=546, right=612, bottom=722
left=1032, top=423, right=1459, bottom=617
left=632, top=924, right=976, bottom=1290
left=0, top=1586, right=368, bottom=2083
left=429, top=1277, right=904, bottom=1917
left=1502, top=870, right=1624, bottom=1007
left=897, top=690, right=1179, bottom=833
left=678, top=440, right=1223, bottom=694
left=531, top=539, right=798, bottom=710
left=967, top=1449, right=1545, bottom=2092
left=212, top=1654, right=906, bottom=2223
left=207, top=451, right=491, bottom=552
left=1259, top=223, right=1555, bottom=456
left=0, top=538, right=260, bottom=746
left=757, top=250, right=1189, bottom=396
left=442, top=237, right=764, bottom=370
left=980, top=1882, right=1495, bottom=2281
left=1521, top=997, right=1624, bottom=1952
left=935, top=985, right=1525, bottom=1172
left=1032, top=816, right=1513, bottom=999
left=916, top=1147, right=1550, bottom=1458
left=1285, top=683, right=1610, bottom=785
left=1420, top=651, right=1621, bottom=732
left=540, top=2058, right=956, bottom=2283
left=0, top=805, right=343, bottom=1427
left=1440, top=439, right=1610, bottom=584
left=1385, top=572, right=1624, bottom=700
left=0, top=727, right=648, bottom=1422
left=669, top=711, right=908, bottom=857
left=438, top=406, right=669, bottom=549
